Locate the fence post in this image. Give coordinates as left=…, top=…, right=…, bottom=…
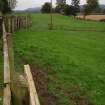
left=8, top=16, right=11, bottom=33
left=11, top=16, right=15, bottom=33
left=24, top=65, right=40, bottom=105
left=2, top=22, right=11, bottom=105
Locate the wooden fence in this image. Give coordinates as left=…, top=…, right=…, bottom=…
left=3, top=15, right=32, bottom=33
left=2, top=15, right=40, bottom=105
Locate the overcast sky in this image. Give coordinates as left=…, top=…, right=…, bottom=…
left=15, top=0, right=105, bottom=10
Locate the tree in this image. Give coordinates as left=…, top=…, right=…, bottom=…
left=63, top=4, right=71, bottom=15
left=0, top=0, right=11, bottom=14
left=83, top=0, right=99, bottom=19
left=71, top=0, right=80, bottom=16
left=55, top=3, right=66, bottom=14
left=71, top=0, right=80, bottom=7
left=41, top=2, right=52, bottom=13
left=8, top=0, right=17, bottom=9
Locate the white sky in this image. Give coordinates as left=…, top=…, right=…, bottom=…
left=15, top=0, right=105, bottom=10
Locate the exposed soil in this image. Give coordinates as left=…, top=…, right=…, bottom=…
left=30, top=65, right=59, bottom=105
left=63, top=86, right=94, bottom=105
left=29, top=65, right=94, bottom=105
left=77, top=15, right=105, bottom=21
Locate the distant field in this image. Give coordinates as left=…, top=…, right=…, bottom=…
left=77, top=15, right=105, bottom=21
left=13, top=14, right=105, bottom=105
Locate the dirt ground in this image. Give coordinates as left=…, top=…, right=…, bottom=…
left=30, top=65, right=94, bottom=105
left=77, top=15, right=105, bottom=21
left=30, top=65, right=59, bottom=105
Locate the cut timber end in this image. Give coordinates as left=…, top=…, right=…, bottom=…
left=24, top=65, right=40, bottom=105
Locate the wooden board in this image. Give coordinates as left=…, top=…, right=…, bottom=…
left=2, top=22, right=11, bottom=105
left=3, top=84, right=11, bottom=105
left=24, top=65, right=40, bottom=105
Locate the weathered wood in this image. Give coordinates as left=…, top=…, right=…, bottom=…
left=8, top=17, right=11, bottom=33
left=2, top=22, right=11, bottom=105
left=3, top=22, right=11, bottom=83
left=24, top=65, right=40, bottom=105
left=11, top=16, right=15, bottom=32
left=3, top=84, right=11, bottom=105
left=3, top=15, right=32, bottom=33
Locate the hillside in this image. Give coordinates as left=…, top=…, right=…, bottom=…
left=25, top=7, right=41, bottom=13
left=13, top=14, right=105, bottom=105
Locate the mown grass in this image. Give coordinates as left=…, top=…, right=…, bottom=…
left=13, top=14, right=105, bottom=105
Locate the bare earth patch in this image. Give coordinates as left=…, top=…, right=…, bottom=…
left=77, top=15, right=105, bottom=21
left=30, top=65, right=59, bottom=105
left=63, top=86, right=94, bottom=105
left=30, top=65, right=94, bottom=105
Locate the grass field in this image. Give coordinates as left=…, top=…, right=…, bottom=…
left=13, top=14, right=105, bottom=105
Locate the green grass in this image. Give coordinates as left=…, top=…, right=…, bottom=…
left=13, top=14, right=105, bottom=105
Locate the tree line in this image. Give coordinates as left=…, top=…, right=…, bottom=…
left=41, top=0, right=100, bottom=18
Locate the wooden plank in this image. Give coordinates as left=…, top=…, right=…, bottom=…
left=2, top=22, right=11, bottom=84
left=24, top=65, right=40, bottom=105
left=2, top=22, right=11, bottom=105
left=3, top=84, right=11, bottom=105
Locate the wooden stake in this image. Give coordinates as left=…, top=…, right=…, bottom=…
left=24, top=65, right=40, bottom=105
left=2, top=22, right=11, bottom=105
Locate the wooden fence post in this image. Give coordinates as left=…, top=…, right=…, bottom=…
left=11, top=16, right=15, bottom=33
left=8, top=16, right=11, bottom=33
left=17, top=16, right=19, bottom=30
left=15, top=16, right=17, bottom=30
left=2, top=22, right=11, bottom=105
left=24, top=65, right=40, bottom=105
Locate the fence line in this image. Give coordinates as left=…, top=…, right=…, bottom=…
left=53, top=25, right=105, bottom=32
left=2, top=15, right=40, bottom=105
left=2, top=15, right=32, bottom=105
left=3, top=15, right=32, bottom=33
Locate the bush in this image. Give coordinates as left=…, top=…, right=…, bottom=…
left=41, top=2, right=51, bottom=13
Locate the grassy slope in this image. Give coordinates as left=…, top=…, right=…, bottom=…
left=13, top=14, right=105, bottom=105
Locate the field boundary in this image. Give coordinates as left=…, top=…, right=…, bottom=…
left=3, top=15, right=32, bottom=33
left=2, top=15, right=40, bottom=105
left=54, top=25, right=105, bottom=32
